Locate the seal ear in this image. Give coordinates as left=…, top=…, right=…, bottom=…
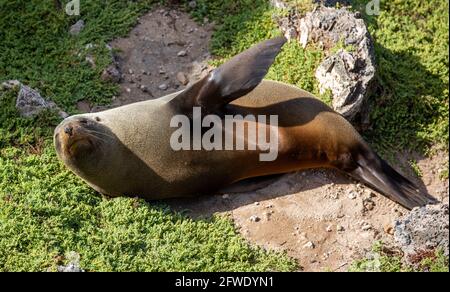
left=174, top=36, right=287, bottom=112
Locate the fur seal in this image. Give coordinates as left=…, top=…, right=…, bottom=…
left=54, top=36, right=437, bottom=210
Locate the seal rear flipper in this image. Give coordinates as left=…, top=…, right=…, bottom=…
left=348, top=147, right=438, bottom=210
left=173, top=36, right=287, bottom=113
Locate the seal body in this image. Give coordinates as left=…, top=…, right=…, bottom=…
left=54, top=37, right=436, bottom=209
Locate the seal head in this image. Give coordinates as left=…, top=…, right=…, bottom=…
left=54, top=115, right=117, bottom=184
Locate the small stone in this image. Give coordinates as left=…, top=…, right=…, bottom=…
left=1, top=80, right=21, bottom=90
left=177, top=50, right=187, bottom=57
left=125, top=87, right=131, bottom=93
left=363, top=198, right=375, bottom=211
left=69, top=20, right=85, bottom=36
left=361, top=223, right=372, bottom=231
left=303, top=241, right=315, bottom=249
left=159, top=69, right=166, bottom=75
left=249, top=215, right=260, bottom=222
left=128, top=69, right=134, bottom=74
left=336, top=225, right=345, bottom=232
left=158, top=84, right=168, bottom=91
left=384, top=224, right=394, bottom=235
left=176, top=72, right=189, bottom=85
left=326, top=225, right=333, bottom=232
left=188, top=1, right=197, bottom=8
left=254, top=202, right=260, bottom=206
left=222, top=194, right=230, bottom=199
left=101, top=65, right=121, bottom=83
left=85, top=55, right=95, bottom=68
left=15, top=84, right=67, bottom=118
left=347, top=191, right=357, bottom=200
left=140, top=85, right=149, bottom=93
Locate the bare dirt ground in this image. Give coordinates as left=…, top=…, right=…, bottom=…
left=89, top=7, right=449, bottom=271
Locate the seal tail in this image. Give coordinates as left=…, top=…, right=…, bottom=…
left=348, top=146, right=438, bottom=210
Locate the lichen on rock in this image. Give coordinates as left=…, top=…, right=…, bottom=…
left=275, top=4, right=376, bottom=123
left=394, top=204, right=449, bottom=261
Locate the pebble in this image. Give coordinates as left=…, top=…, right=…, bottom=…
left=100, top=65, right=121, bottom=83
left=303, top=241, right=315, bottom=249
left=249, top=215, right=260, bottom=223
left=336, top=225, right=345, bottom=232
left=125, top=87, right=131, bottom=93
left=347, top=191, right=357, bottom=200
left=326, top=225, right=333, bottom=232
left=177, top=50, right=187, bottom=57
left=222, top=194, right=230, bottom=199
left=85, top=55, right=95, bottom=67
left=139, top=85, right=149, bottom=93
left=361, top=223, right=372, bottom=231
left=188, top=1, right=197, bottom=8
left=69, top=20, right=85, bottom=36
left=383, top=224, right=394, bottom=235
left=363, top=198, right=375, bottom=211
left=158, top=84, right=168, bottom=91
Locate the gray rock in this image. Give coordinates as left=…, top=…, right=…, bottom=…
left=69, top=20, right=85, bottom=36
left=177, top=50, right=187, bottom=57
left=276, top=6, right=375, bottom=122
left=139, top=84, right=150, bottom=93
left=270, top=0, right=289, bottom=9
left=101, top=64, right=122, bottom=83
left=394, top=204, right=449, bottom=259
left=188, top=1, right=197, bottom=9
left=85, top=54, right=95, bottom=68
left=57, top=251, right=85, bottom=272
left=0, top=79, right=21, bottom=90
left=9, top=81, right=68, bottom=118
left=249, top=215, right=261, bottom=222
left=158, top=83, right=168, bottom=91
left=303, top=241, right=315, bottom=249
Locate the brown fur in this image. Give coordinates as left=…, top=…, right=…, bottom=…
left=54, top=80, right=364, bottom=199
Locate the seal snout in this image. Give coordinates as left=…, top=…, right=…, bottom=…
left=64, top=125, right=73, bottom=136
left=54, top=117, right=97, bottom=158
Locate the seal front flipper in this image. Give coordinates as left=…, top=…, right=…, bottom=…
left=173, top=36, right=287, bottom=113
